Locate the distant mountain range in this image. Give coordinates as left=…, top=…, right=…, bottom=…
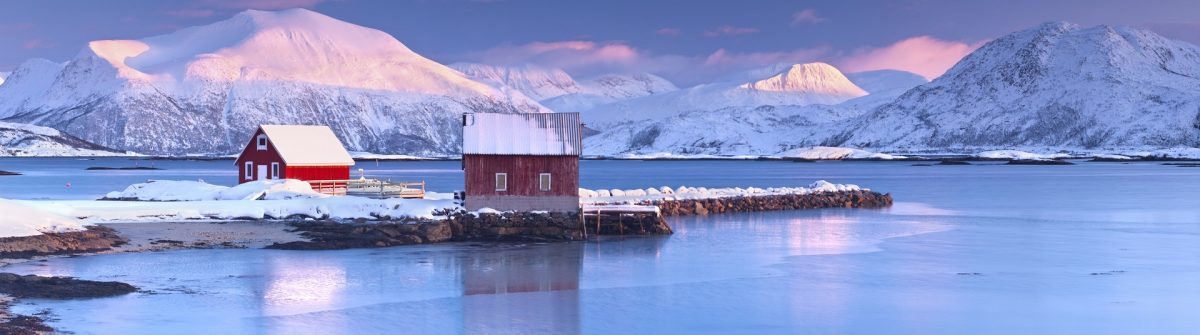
left=0, top=9, right=1196, bottom=157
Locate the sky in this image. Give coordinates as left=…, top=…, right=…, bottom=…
left=1, top=0, right=1198, bottom=85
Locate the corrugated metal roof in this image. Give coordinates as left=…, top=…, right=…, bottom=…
left=462, top=112, right=583, bottom=156
left=260, top=125, right=356, bottom=166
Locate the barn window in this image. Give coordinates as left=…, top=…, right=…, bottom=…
left=539, top=173, right=552, bottom=191
left=256, top=135, right=267, bottom=150
left=271, top=163, right=280, bottom=179
left=495, top=173, right=507, bottom=191
left=244, top=161, right=253, bottom=179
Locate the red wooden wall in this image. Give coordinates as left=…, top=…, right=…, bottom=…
left=286, top=165, right=351, bottom=181
left=463, top=154, right=578, bottom=197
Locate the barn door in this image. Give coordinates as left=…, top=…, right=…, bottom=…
left=257, top=165, right=269, bottom=180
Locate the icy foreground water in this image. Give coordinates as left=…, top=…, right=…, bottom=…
left=3, top=159, right=1200, bottom=334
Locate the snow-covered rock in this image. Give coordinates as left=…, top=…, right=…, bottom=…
left=0, top=9, right=548, bottom=156
left=834, top=22, right=1200, bottom=150
left=0, top=121, right=128, bottom=156
left=0, top=198, right=88, bottom=238
left=777, top=146, right=907, bottom=160
left=0, top=71, right=9, bottom=86
left=104, top=179, right=326, bottom=201
left=579, top=180, right=864, bottom=204
left=975, top=150, right=1070, bottom=160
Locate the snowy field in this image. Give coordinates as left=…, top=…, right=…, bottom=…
left=3, top=159, right=1200, bottom=334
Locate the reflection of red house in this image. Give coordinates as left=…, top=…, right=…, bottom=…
left=461, top=112, right=582, bottom=212
left=234, top=125, right=355, bottom=184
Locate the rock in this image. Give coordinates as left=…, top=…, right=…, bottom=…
left=0, top=273, right=137, bottom=299
left=0, top=226, right=127, bottom=259
left=0, top=170, right=21, bottom=176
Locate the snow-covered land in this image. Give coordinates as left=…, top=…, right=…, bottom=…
left=11, top=179, right=461, bottom=223
left=0, top=121, right=129, bottom=156
left=580, top=180, right=863, bottom=205
left=0, top=9, right=547, bottom=156
left=452, top=62, right=679, bottom=113
left=777, top=146, right=907, bottom=160
left=0, top=198, right=88, bottom=238
left=974, top=150, right=1071, bottom=160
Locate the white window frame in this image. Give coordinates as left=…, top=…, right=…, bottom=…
left=256, top=135, right=268, bottom=151
left=271, top=162, right=280, bottom=179
left=244, top=161, right=254, bottom=180
left=495, top=173, right=508, bottom=192
left=539, top=173, right=552, bottom=191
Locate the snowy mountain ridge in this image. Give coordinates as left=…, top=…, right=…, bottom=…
left=0, top=8, right=548, bottom=156
left=0, top=121, right=127, bottom=157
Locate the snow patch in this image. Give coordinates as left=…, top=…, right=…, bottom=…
left=777, top=146, right=906, bottom=160
left=0, top=198, right=88, bottom=238
left=580, top=180, right=864, bottom=205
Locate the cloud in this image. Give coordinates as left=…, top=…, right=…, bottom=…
left=165, top=9, right=216, bottom=18
left=835, top=36, right=983, bottom=79
left=702, top=25, right=759, bottom=37
left=656, top=28, right=682, bottom=37
left=21, top=38, right=54, bottom=50
left=790, top=9, right=825, bottom=25
left=200, top=0, right=328, bottom=10
left=702, top=47, right=831, bottom=67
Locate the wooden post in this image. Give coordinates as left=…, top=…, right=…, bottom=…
left=596, top=209, right=601, bottom=235
left=579, top=209, right=586, bottom=239
left=618, top=214, right=624, bottom=235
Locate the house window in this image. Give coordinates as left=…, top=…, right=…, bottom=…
left=271, top=163, right=280, bottom=179
left=256, top=135, right=267, bottom=151
left=539, top=173, right=552, bottom=191
left=244, top=161, right=253, bottom=180
left=495, top=173, right=507, bottom=191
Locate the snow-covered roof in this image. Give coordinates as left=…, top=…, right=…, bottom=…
left=462, top=112, right=583, bottom=156
left=259, top=125, right=355, bottom=166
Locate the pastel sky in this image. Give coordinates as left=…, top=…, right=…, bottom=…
left=1, top=0, right=1198, bottom=85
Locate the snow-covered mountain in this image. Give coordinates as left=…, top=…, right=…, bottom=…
left=0, top=121, right=126, bottom=156
left=450, top=63, right=581, bottom=101
left=833, top=22, right=1200, bottom=150
left=0, top=71, right=9, bottom=86
left=582, top=62, right=868, bottom=127
left=451, top=63, right=678, bottom=112
left=0, top=9, right=547, bottom=156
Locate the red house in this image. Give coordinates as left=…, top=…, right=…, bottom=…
left=235, top=125, right=355, bottom=187
left=462, top=112, right=582, bottom=212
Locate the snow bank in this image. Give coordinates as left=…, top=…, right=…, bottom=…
left=975, top=150, right=1070, bottom=160
left=776, top=146, right=906, bottom=160
left=608, top=152, right=763, bottom=160
left=21, top=196, right=459, bottom=223
left=0, top=198, right=88, bottom=238
left=580, top=180, right=864, bottom=205
left=105, top=180, right=326, bottom=201
left=1118, top=147, right=1200, bottom=159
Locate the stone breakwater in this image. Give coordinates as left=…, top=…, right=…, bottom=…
left=268, top=212, right=586, bottom=250
left=647, top=190, right=894, bottom=216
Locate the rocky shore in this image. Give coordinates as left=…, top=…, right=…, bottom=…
left=0, top=273, right=137, bottom=335
left=0, top=226, right=127, bottom=259
left=268, top=211, right=590, bottom=250
left=638, top=190, right=893, bottom=216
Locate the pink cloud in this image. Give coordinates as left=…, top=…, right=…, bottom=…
left=790, top=9, right=825, bottom=25
left=835, top=36, right=983, bottom=79
left=21, top=39, right=53, bottom=50
left=702, top=25, right=759, bottom=37
left=471, top=40, right=642, bottom=71
left=201, top=0, right=327, bottom=10
left=656, top=28, right=682, bottom=37
left=165, top=9, right=216, bottom=18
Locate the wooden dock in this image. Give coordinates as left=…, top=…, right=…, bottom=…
left=580, top=204, right=669, bottom=236
left=307, top=179, right=426, bottom=199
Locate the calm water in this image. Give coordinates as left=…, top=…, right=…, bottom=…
left=3, top=159, right=1200, bottom=334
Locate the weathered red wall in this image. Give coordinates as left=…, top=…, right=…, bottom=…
left=285, top=166, right=351, bottom=181
left=463, top=155, right=578, bottom=197
left=235, top=128, right=350, bottom=183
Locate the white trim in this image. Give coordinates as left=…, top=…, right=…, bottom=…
left=495, top=173, right=508, bottom=192
left=256, top=134, right=268, bottom=151
left=271, top=162, right=280, bottom=179
left=244, top=161, right=253, bottom=180
left=539, top=173, right=552, bottom=191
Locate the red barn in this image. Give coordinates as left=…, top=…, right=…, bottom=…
left=462, top=112, right=582, bottom=212
left=235, top=125, right=355, bottom=186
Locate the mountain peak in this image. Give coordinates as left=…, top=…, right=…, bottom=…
left=740, top=62, right=867, bottom=99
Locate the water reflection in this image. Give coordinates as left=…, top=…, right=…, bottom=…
left=459, top=243, right=584, bottom=335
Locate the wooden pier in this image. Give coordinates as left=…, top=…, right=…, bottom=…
left=580, top=204, right=671, bottom=236
left=306, top=179, right=426, bottom=199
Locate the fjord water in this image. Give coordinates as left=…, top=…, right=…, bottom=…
left=3, top=159, right=1200, bottom=334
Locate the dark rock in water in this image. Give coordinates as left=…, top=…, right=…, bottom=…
left=0, top=170, right=20, bottom=176
left=85, top=166, right=163, bottom=170
left=1164, top=163, right=1200, bottom=167
left=937, top=160, right=971, bottom=165
left=1006, top=159, right=1074, bottom=165
left=0, top=226, right=128, bottom=259
left=911, top=163, right=933, bottom=166
left=789, top=158, right=816, bottom=163
left=0, top=273, right=137, bottom=299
